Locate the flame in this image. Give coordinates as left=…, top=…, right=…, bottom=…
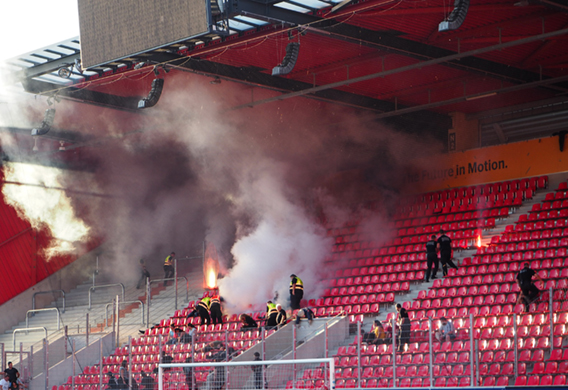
left=476, top=235, right=481, bottom=248
left=1, top=162, right=90, bottom=258
left=204, top=242, right=220, bottom=289
left=207, top=267, right=217, bottom=289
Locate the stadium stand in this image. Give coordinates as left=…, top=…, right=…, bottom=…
left=49, top=175, right=568, bottom=390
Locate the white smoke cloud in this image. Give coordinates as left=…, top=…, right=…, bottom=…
left=217, top=169, right=333, bottom=312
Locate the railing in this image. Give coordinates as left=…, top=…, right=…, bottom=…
left=32, top=290, right=66, bottom=313
left=13, top=327, right=47, bottom=350
left=150, top=277, right=189, bottom=310
left=26, top=308, right=61, bottom=331
left=88, top=283, right=125, bottom=310
left=105, top=300, right=145, bottom=325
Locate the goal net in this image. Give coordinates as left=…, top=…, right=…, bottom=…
left=158, top=357, right=335, bottom=390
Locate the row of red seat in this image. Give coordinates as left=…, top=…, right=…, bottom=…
left=542, top=198, right=568, bottom=210
left=484, top=238, right=568, bottom=253
left=327, top=282, right=412, bottom=297
left=457, top=260, right=568, bottom=276
left=520, top=209, right=568, bottom=221
left=394, top=177, right=545, bottom=213
left=397, top=209, right=507, bottom=229
left=333, top=261, right=426, bottom=278
left=482, top=240, right=568, bottom=254
left=331, top=374, right=567, bottom=389
left=397, top=220, right=496, bottom=238
left=395, top=194, right=529, bottom=220
left=509, top=220, right=568, bottom=233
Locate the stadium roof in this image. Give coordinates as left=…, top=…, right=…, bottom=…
left=4, top=0, right=568, bottom=144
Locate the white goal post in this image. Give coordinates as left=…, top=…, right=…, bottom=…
left=158, top=357, right=335, bottom=390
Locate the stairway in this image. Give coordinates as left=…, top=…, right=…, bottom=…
left=0, top=265, right=205, bottom=372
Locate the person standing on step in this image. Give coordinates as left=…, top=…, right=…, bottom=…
left=289, top=274, right=304, bottom=310
left=136, top=259, right=150, bottom=289
left=437, top=230, right=458, bottom=276
left=424, top=234, right=439, bottom=282
left=516, top=262, right=544, bottom=312
left=396, top=304, right=411, bottom=352
left=251, top=352, right=264, bottom=389
left=163, top=252, right=175, bottom=286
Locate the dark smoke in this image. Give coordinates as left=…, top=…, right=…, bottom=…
left=0, top=70, right=444, bottom=311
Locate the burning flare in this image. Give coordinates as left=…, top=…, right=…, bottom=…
left=207, top=268, right=217, bottom=289
left=476, top=235, right=481, bottom=248
left=204, top=242, right=220, bottom=289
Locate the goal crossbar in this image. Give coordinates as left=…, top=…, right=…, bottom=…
left=158, top=357, right=335, bottom=390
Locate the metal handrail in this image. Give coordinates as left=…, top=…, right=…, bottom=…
left=13, top=327, right=47, bottom=350
left=26, top=308, right=60, bottom=331
left=149, top=277, right=189, bottom=301
left=32, top=290, right=66, bottom=313
left=88, top=283, right=125, bottom=310
left=105, top=300, right=145, bottom=325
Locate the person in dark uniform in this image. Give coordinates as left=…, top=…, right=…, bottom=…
left=276, top=304, right=287, bottom=328
left=197, top=296, right=211, bottom=325
left=251, top=352, right=263, bottom=389
left=139, top=371, right=155, bottom=390
left=136, top=259, right=151, bottom=290
left=106, top=373, right=119, bottom=390
left=437, top=230, right=458, bottom=276
left=210, top=294, right=224, bottom=325
left=424, top=235, right=439, bottom=282
left=186, top=303, right=200, bottom=320
left=183, top=356, right=198, bottom=390
left=289, top=274, right=304, bottom=310
left=265, top=301, right=278, bottom=329
left=240, top=314, right=258, bottom=330
left=163, top=252, right=175, bottom=286
left=396, top=304, right=411, bottom=352
left=516, top=262, right=544, bottom=312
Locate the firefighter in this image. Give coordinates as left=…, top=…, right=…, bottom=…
left=210, top=293, right=224, bottom=325
left=265, top=300, right=278, bottom=329
left=163, top=252, right=175, bottom=286
left=198, top=295, right=211, bottom=325
left=289, top=274, right=304, bottom=310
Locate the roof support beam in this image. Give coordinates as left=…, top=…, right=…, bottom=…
left=231, top=27, right=568, bottom=110
left=370, top=74, right=568, bottom=120
left=147, top=53, right=449, bottom=125
left=234, top=0, right=565, bottom=88
left=22, top=78, right=142, bottom=111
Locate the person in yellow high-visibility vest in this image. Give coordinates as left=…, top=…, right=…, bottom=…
left=210, top=293, right=224, bottom=325
left=289, top=274, right=304, bottom=310
left=163, top=252, right=175, bottom=286
left=266, top=301, right=278, bottom=329
left=198, top=296, right=211, bottom=325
